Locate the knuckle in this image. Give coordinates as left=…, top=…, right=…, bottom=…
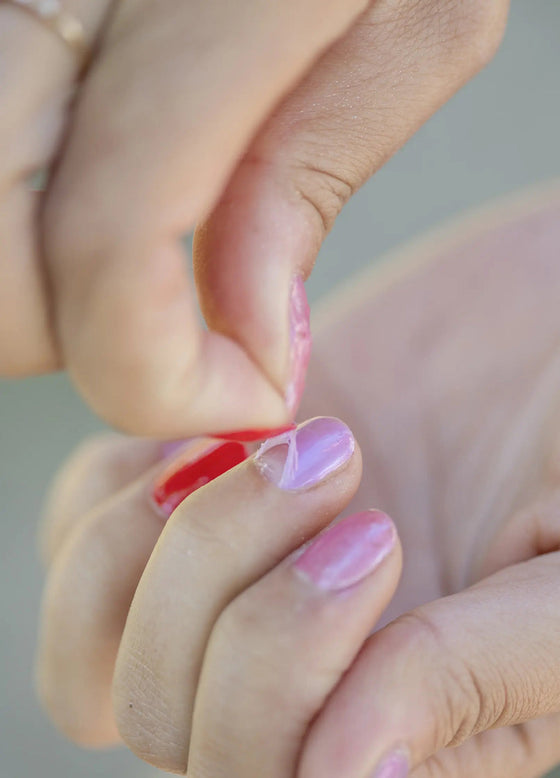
left=390, top=608, right=508, bottom=749
left=289, top=157, right=358, bottom=236
left=384, top=610, right=466, bottom=748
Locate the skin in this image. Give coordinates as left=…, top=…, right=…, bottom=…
left=37, top=187, right=560, bottom=777
left=1, top=0, right=509, bottom=435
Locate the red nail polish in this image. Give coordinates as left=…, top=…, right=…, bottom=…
left=216, top=423, right=297, bottom=442
left=152, top=440, right=247, bottom=518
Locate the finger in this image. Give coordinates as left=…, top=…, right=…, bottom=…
left=412, top=714, right=560, bottom=778
left=43, top=0, right=368, bottom=434
left=37, top=436, right=247, bottom=745
left=298, top=552, right=560, bottom=778
left=187, top=509, right=401, bottom=778
left=40, top=434, right=167, bottom=566
left=407, top=484, right=560, bottom=778
left=0, top=0, right=112, bottom=374
left=193, top=0, right=510, bottom=411
left=112, top=417, right=360, bottom=772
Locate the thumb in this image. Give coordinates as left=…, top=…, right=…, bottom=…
left=193, top=0, right=508, bottom=409
left=298, top=551, right=560, bottom=778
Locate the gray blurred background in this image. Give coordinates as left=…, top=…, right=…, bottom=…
left=1, top=2, right=560, bottom=776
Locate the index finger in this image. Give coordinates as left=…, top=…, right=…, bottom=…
left=44, top=0, right=366, bottom=435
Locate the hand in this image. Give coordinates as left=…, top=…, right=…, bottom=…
left=2, top=0, right=509, bottom=436
left=37, top=187, right=560, bottom=777
left=38, top=416, right=405, bottom=775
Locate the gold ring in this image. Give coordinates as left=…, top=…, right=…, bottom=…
left=1, top=0, right=88, bottom=63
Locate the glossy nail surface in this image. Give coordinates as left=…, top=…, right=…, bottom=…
left=152, top=440, right=247, bottom=518
left=295, top=511, right=396, bottom=591
left=254, top=417, right=354, bottom=490
left=286, top=276, right=311, bottom=416
left=370, top=748, right=410, bottom=778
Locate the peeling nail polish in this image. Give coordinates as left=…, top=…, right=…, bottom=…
left=254, top=416, right=354, bottom=490
left=152, top=440, right=247, bottom=518
left=213, top=279, right=309, bottom=443
left=285, top=276, right=311, bottom=416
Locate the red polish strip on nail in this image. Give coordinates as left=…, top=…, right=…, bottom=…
left=216, top=423, right=297, bottom=442
left=152, top=441, right=247, bottom=518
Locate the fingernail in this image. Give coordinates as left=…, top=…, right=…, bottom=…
left=254, top=416, right=354, bottom=490
left=215, top=423, right=296, bottom=443
left=160, top=439, right=192, bottom=458
left=370, top=748, right=410, bottom=778
left=152, top=440, right=247, bottom=518
left=213, top=278, right=310, bottom=442
left=294, top=510, right=396, bottom=591
left=285, top=276, right=311, bottom=416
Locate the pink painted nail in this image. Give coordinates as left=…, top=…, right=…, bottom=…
left=254, top=417, right=354, bottom=490
left=294, top=510, right=396, bottom=591
left=285, top=276, right=311, bottom=417
left=370, top=748, right=410, bottom=778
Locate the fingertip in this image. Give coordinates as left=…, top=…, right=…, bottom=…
left=292, top=509, right=400, bottom=593
left=65, top=308, right=290, bottom=438
left=253, top=417, right=358, bottom=492
left=193, top=167, right=317, bottom=407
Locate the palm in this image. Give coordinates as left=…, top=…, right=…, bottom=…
left=300, top=190, right=560, bottom=622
